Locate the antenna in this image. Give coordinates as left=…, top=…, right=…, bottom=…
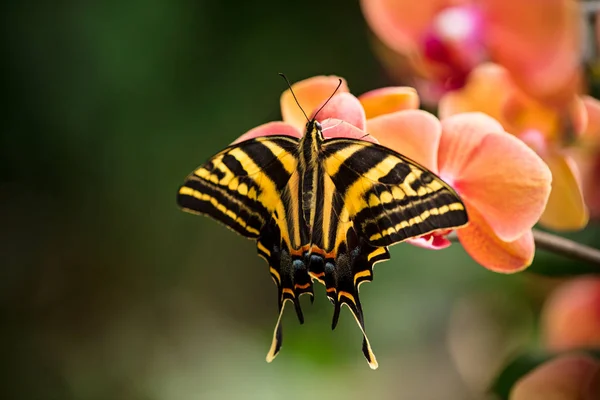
left=278, top=74, right=343, bottom=123
left=312, top=78, right=343, bottom=120
left=279, top=73, right=309, bottom=123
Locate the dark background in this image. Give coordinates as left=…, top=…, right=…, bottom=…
left=3, top=1, right=598, bottom=399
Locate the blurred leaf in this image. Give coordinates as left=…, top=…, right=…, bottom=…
left=528, top=256, right=600, bottom=276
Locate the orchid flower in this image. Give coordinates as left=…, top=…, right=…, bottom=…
left=440, top=63, right=592, bottom=231
left=238, top=76, right=551, bottom=272
left=360, top=0, right=581, bottom=105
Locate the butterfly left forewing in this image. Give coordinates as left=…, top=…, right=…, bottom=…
left=177, top=135, right=299, bottom=238
left=321, top=138, right=469, bottom=247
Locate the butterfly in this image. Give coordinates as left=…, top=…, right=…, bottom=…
left=177, top=78, right=468, bottom=369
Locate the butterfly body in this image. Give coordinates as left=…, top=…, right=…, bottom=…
left=178, top=119, right=468, bottom=369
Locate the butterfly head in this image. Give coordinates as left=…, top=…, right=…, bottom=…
left=306, top=119, right=324, bottom=141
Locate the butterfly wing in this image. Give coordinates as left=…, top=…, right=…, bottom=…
left=315, top=137, right=468, bottom=368
left=177, top=135, right=299, bottom=238
left=322, top=138, right=468, bottom=247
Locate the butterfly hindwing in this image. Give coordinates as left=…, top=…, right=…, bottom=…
left=321, top=138, right=468, bottom=247
left=177, top=135, right=299, bottom=238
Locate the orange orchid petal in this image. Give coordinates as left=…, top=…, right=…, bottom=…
left=502, top=93, right=587, bottom=146
left=280, top=76, right=350, bottom=131
left=358, top=87, right=419, bottom=119
left=320, top=119, right=377, bottom=143
left=457, top=205, right=534, bottom=273
left=438, top=112, right=505, bottom=179
left=582, top=95, right=600, bottom=141
left=232, top=122, right=302, bottom=144
left=360, top=0, right=452, bottom=54
left=438, top=63, right=512, bottom=121
left=311, top=93, right=366, bottom=130
left=484, top=0, right=582, bottom=104
left=510, top=354, right=600, bottom=400
left=538, top=153, right=588, bottom=231
left=367, top=110, right=441, bottom=172
left=453, top=130, right=552, bottom=241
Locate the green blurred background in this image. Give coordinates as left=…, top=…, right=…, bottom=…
left=3, top=1, right=599, bottom=399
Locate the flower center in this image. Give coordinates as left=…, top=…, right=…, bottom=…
left=422, top=6, right=486, bottom=90
left=440, top=172, right=457, bottom=190
left=434, top=6, right=479, bottom=43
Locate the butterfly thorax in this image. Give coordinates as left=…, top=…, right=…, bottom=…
left=297, top=121, right=324, bottom=244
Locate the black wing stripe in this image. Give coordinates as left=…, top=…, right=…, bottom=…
left=178, top=179, right=264, bottom=237
left=322, top=138, right=468, bottom=247
left=221, top=153, right=248, bottom=177
left=329, top=145, right=384, bottom=194
left=242, top=139, right=296, bottom=192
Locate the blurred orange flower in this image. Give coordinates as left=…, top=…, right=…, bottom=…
left=440, top=63, right=593, bottom=231
left=510, top=354, right=600, bottom=400
left=360, top=0, right=581, bottom=104
left=542, top=276, right=600, bottom=351
left=238, top=76, right=552, bottom=272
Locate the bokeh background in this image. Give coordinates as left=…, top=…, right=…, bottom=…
left=3, top=1, right=600, bottom=399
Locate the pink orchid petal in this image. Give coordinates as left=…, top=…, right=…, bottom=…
left=438, top=112, right=505, bottom=180
left=542, top=277, right=600, bottom=351
left=358, top=87, right=419, bottom=119
left=484, top=0, right=582, bottom=104
left=367, top=110, right=442, bottom=172
left=233, top=122, right=302, bottom=144
left=311, top=93, right=366, bottom=130
left=451, top=131, right=552, bottom=241
left=538, top=153, right=588, bottom=231
left=511, top=354, right=600, bottom=400
left=321, top=119, right=377, bottom=143
left=407, top=232, right=452, bottom=249
left=360, top=0, right=453, bottom=54
left=581, top=155, right=600, bottom=220
left=457, top=205, right=534, bottom=273
left=438, top=63, right=512, bottom=120
left=280, top=76, right=350, bottom=131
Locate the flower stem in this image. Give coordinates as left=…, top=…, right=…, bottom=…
left=532, top=229, right=600, bottom=267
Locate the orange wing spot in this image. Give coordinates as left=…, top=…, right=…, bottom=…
left=309, top=272, right=325, bottom=284
left=290, top=248, right=305, bottom=257
left=338, top=290, right=356, bottom=304
left=290, top=245, right=328, bottom=257
left=326, top=287, right=337, bottom=294
left=294, top=282, right=311, bottom=290
left=309, top=247, right=327, bottom=256
left=324, top=250, right=339, bottom=259
left=282, top=288, right=295, bottom=298
left=353, top=270, right=372, bottom=285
